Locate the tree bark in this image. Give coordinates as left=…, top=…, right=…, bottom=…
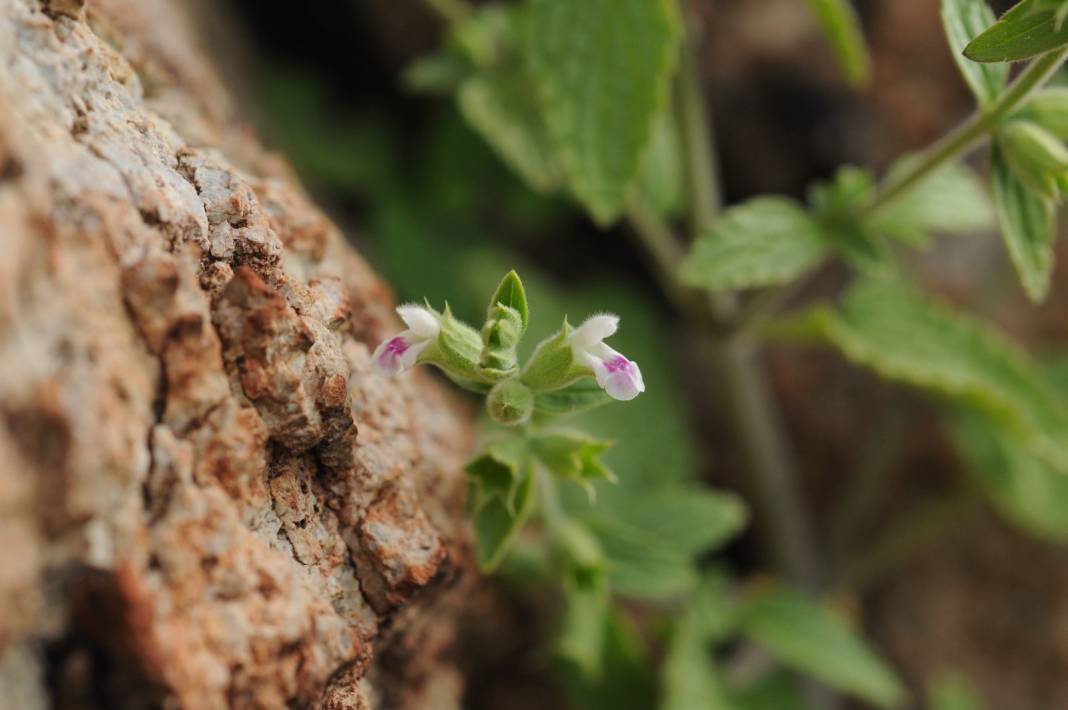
left=0, top=1, right=475, bottom=707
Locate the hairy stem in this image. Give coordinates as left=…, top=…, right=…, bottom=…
left=863, top=46, right=1068, bottom=217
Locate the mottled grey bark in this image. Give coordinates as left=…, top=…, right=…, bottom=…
left=0, top=1, right=474, bottom=707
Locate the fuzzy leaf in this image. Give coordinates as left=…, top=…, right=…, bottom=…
left=557, top=575, right=611, bottom=678
left=638, top=109, right=686, bottom=219
left=951, top=406, right=1068, bottom=541
left=585, top=487, right=747, bottom=600
left=459, top=72, right=561, bottom=193
left=678, top=198, right=830, bottom=292
left=739, top=585, right=906, bottom=708
left=990, top=143, right=1057, bottom=302
left=534, top=378, right=612, bottom=414
left=534, top=429, right=616, bottom=496
left=805, top=0, right=871, bottom=87
left=527, top=0, right=680, bottom=224
left=660, top=577, right=735, bottom=710
left=942, top=0, right=1009, bottom=103
left=964, top=0, right=1068, bottom=63
left=473, top=461, right=536, bottom=570
left=869, top=161, right=993, bottom=244
left=488, top=269, right=530, bottom=329
left=803, top=278, right=1068, bottom=469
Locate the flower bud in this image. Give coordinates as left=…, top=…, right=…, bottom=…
left=417, top=304, right=488, bottom=387
left=1017, top=89, right=1068, bottom=140
left=486, top=379, right=535, bottom=426
left=998, top=120, right=1068, bottom=201
left=480, top=303, right=523, bottom=378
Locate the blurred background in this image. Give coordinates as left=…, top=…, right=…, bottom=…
left=197, top=1, right=1068, bottom=707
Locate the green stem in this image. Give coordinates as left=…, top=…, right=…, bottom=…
left=675, top=13, right=722, bottom=232
left=863, top=46, right=1068, bottom=218
left=708, top=336, right=823, bottom=588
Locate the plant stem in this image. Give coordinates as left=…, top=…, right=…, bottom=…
left=863, top=46, right=1068, bottom=218
left=708, top=336, right=823, bottom=587
left=675, top=12, right=722, bottom=233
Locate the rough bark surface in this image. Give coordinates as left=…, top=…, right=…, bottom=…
left=0, top=1, right=475, bottom=707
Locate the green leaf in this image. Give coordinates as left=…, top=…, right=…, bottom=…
left=941, top=0, right=1009, bottom=104
left=488, top=269, right=530, bottom=330
left=660, top=577, right=735, bottom=710
left=557, top=574, right=611, bottom=678
left=533, top=429, right=616, bottom=496
left=998, top=120, right=1068, bottom=200
left=731, top=671, right=808, bottom=710
left=465, top=435, right=528, bottom=509
left=459, top=72, right=562, bottom=193
left=804, top=0, right=871, bottom=87
left=473, top=461, right=536, bottom=571
left=990, top=142, right=1057, bottom=302
left=927, top=673, right=985, bottom=710
left=559, top=612, right=658, bottom=710
left=527, top=0, right=680, bottom=224
left=738, top=585, right=906, bottom=708
left=868, top=161, right=993, bottom=244
left=951, top=406, right=1068, bottom=541
left=802, top=278, right=1068, bottom=470
left=678, top=198, right=830, bottom=292
left=638, top=108, right=686, bottom=219
left=585, top=487, right=747, bottom=600
left=964, top=0, right=1068, bottom=63
left=534, top=378, right=612, bottom=415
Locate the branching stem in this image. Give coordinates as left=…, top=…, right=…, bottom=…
left=863, top=46, right=1068, bottom=217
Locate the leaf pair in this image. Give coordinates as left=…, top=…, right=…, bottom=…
left=677, top=163, right=991, bottom=294
left=466, top=429, right=616, bottom=570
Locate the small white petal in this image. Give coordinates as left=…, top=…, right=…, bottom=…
left=396, top=305, right=440, bottom=340
left=571, top=314, right=619, bottom=350
left=400, top=338, right=431, bottom=370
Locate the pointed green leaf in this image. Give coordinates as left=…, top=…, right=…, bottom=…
left=638, top=108, right=686, bottom=219
left=803, top=278, right=1068, bottom=469
left=660, top=577, right=735, bottom=710
left=585, top=487, right=747, bottom=600
left=459, top=72, right=562, bottom=193
left=527, top=0, right=680, bottom=224
left=534, top=429, right=616, bottom=496
left=869, top=161, right=993, bottom=244
left=990, top=142, right=1057, bottom=302
left=473, top=462, right=536, bottom=571
left=557, top=574, right=611, bottom=679
left=678, top=198, right=830, bottom=292
left=534, top=378, right=612, bottom=415
left=488, top=269, right=530, bottom=329
left=805, top=0, right=871, bottom=87
left=964, top=0, right=1068, bottom=63
left=739, top=585, right=906, bottom=708
left=942, top=0, right=1009, bottom=104
left=732, top=671, right=809, bottom=710
left=951, top=406, right=1068, bottom=541
left=559, top=612, right=658, bottom=710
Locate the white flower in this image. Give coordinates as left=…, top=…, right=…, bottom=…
left=371, top=304, right=440, bottom=376
left=568, top=314, right=645, bottom=401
